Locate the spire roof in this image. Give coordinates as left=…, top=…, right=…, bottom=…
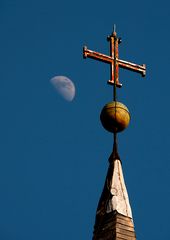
left=107, top=158, right=132, bottom=218
left=92, top=149, right=136, bottom=240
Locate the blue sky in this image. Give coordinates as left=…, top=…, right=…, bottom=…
left=0, top=0, right=170, bottom=239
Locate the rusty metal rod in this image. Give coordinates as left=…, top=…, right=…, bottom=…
left=113, top=33, right=117, bottom=101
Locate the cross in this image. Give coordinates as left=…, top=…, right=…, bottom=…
left=83, top=27, right=146, bottom=88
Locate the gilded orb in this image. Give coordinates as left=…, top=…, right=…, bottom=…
left=100, top=101, right=130, bottom=133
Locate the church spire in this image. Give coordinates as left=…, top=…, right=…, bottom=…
left=93, top=104, right=136, bottom=239
left=83, top=26, right=146, bottom=239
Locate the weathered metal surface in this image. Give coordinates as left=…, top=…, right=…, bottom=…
left=83, top=30, right=146, bottom=88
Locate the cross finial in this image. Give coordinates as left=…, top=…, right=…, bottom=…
left=83, top=27, right=146, bottom=93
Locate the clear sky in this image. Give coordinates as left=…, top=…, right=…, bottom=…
left=0, top=0, right=169, bottom=239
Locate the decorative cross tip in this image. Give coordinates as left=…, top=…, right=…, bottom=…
left=83, top=29, right=146, bottom=88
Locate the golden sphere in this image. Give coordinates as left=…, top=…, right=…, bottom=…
left=100, top=101, right=130, bottom=133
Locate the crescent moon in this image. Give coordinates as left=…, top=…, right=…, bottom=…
left=50, top=76, right=75, bottom=101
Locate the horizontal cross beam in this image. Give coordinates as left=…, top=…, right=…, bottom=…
left=83, top=47, right=146, bottom=78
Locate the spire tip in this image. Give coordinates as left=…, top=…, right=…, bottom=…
left=113, top=24, right=116, bottom=33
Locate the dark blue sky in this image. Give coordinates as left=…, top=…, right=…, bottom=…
left=0, top=0, right=170, bottom=239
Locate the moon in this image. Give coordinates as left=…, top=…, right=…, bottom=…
left=50, top=76, right=75, bottom=101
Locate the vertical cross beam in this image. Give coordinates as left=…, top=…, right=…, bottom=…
left=83, top=29, right=146, bottom=88
left=108, top=29, right=121, bottom=87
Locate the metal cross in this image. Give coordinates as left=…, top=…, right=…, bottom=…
left=83, top=27, right=146, bottom=88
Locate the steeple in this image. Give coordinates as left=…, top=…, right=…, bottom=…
left=92, top=142, right=135, bottom=239
left=83, top=26, right=146, bottom=239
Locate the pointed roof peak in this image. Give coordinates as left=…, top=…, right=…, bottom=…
left=109, top=143, right=120, bottom=164
left=93, top=150, right=135, bottom=239
left=109, top=133, right=120, bottom=163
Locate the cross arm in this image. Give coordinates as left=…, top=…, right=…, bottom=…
left=83, top=46, right=146, bottom=79
left=118, top=59, right=146, bottom=77
left=83, top=46, right=112, bottom=64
